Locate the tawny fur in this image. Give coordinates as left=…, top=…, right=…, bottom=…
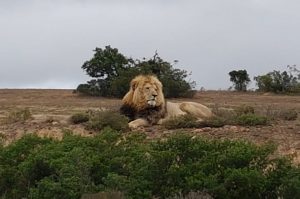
left=120, top=75, right=212, bottom=129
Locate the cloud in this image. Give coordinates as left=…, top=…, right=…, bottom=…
left=0, top=0, right=299, bottom=89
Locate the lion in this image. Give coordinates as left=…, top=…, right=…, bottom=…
left=120, top=75, right=213, bottom=129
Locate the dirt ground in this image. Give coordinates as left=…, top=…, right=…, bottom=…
left=0, top=89, right=300, bottom=163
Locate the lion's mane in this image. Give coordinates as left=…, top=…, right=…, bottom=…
left=120, top=75, right=166, bottom=124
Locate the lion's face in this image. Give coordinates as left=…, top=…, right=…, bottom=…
left=141, top=82, right=159, bottom=107
left=122, top=75, right=165, bottom=111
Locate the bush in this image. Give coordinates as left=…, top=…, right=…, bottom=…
left=163, top=115, right=200, bottom=129
left=198, top=116, right=226, bottom=128
left=235, top=114, right=268, bottom=126
left=163, top=115, right=225, bottom=129
left=1, top=131, right=300, bottom=199
left=86, top=110, right=129, bottom=132
left=163, top=112, right=269, bottom=129
left=70, top=113, right=90, bottom=124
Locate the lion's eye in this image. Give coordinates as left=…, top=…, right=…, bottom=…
left=145, top=87, right=150, bottom=90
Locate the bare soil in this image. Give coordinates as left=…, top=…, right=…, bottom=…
left=0, top=89, right=300, bottom=163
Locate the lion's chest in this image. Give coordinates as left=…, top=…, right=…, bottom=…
left=120, top=104, right=166, bottom=125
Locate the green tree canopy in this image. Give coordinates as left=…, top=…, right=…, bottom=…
left=229, top=70, right=251, bottom=91
left=78, top=46, right=195, bottom=98
left=81, top=46, right=131, bottom=79
left=254, top=66, right=300, bottom=93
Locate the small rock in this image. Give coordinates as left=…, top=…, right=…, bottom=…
left=224, top=125, right=232, bottom=129
left=202, top=127, right=212, bottom=132
left=193, top=129, right=204, bottom=133
left=292, top=142, right=300, bottom=149
left=229, top=126, right=238, bottom=132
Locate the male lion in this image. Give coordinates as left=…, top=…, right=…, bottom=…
left=120, top=75, right=212, bottom=129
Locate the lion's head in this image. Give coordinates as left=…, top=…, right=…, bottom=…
left=122, top=75, right=165, bottom=111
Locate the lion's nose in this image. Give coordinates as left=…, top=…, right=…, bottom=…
left=152, top=94, right=157, bottom=98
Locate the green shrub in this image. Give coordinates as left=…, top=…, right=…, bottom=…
left=162, top=114, right=225, bottom=129
left=86, top=110, right=129, bottom=132
left=163, top=113, right=267, bottom=129
left=169, top=191, right=213, bottom=199
left=163, top=115, right=200, bottom=129
left=235, top=114, right=268, bottom=126
left=1, top=131, right=300, bottom=199
left=198, top=116, right=226, bottom=128
left=70, top=113, right=90, bottom=124
left=5, top=108, right=32, bottom=123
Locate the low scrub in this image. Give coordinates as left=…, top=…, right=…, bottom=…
left=1, top=131, right=300, bottom=199
left=278, top=109, right=298, bottom=121
left=163, top=111, right=267, bottom=129
left=234, top=114, right=268, bottom=126
left=5, top=108, right=32, bottom=124
left=163, top=115, right=226, bottom=129
left=163, top=115, right=200, bottom=129
left=70, top=110, right=129, bottom=132
left=86, top=110, right=129, bottom=132
left=258, top=106, right=298, bottom=121
left=235, top=105, right=255, bottom=115
left=70, top=112, right=90, bottom=124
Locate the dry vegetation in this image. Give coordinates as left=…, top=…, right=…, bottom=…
left=0, top=89, right=300, bottom=164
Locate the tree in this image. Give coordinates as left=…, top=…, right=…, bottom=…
left=229, top=70, right=251, bottom=91
left=78, top=46, right=194, bottom=98
left=82, top=45, right=131, bottom=79
left=136, top=53, right=194, bottom=98
left=254, top=66, right=300, bottom=93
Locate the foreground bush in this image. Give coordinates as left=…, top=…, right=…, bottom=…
left=1, top=130, right=300, bottom=199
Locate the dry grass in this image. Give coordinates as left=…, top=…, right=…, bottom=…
left=4, top=108, right=32, bottom=124
left=0, top=89, right=300, bottom=163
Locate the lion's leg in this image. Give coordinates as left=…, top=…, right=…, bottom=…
left=157, top=118, right=169, bottom=125
left=128, top=118, right=150, bottom=129
left=179, top=102, right=213, bottom=119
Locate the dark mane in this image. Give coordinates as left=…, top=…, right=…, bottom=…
left=120, top=104, right=166, bottom=125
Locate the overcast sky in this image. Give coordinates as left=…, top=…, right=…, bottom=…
left=0, top=0, right=299, bottom=89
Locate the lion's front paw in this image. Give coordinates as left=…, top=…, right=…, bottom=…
left=128, top=119, right=149, bottom=130
left=128, top=121, right=139, bottom=130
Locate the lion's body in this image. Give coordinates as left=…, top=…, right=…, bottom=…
left=120, top=75, right=212, bottom=129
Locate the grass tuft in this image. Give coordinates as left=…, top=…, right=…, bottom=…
left=5, top=108, right=32, bottom=124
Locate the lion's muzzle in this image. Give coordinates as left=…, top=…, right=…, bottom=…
left=147, top=95, right=157, bottom=107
